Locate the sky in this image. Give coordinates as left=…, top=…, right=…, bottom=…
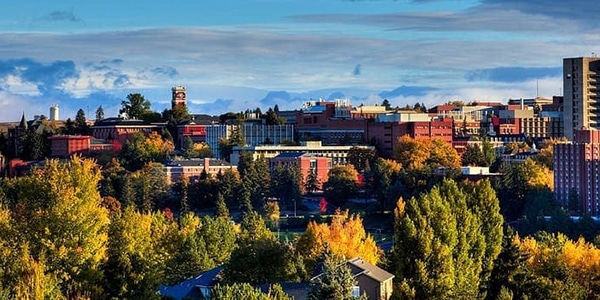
left=0, top=0, right=599, bottom=122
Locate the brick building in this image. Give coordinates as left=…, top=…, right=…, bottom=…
left=554, top=129, right=600, bottom=215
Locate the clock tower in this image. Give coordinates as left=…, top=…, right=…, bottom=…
left=171, top=86, right=187, bottom=109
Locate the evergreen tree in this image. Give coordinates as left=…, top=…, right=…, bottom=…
left=95, top=105, right=104, bottom=122
left=214, top=192, right=230, bottom=219
left=182, top=136, right=198, bottom=158
left=308, top=250, right=364, bottom=300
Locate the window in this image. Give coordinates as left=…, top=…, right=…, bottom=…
left=352, top=286, right=361, bottom=298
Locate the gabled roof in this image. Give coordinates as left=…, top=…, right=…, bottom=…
left=311, top=257, right=394, bottom=283
left=347, top=257, right=395, bottom=283
left=158, top=266, right=223, bottom=300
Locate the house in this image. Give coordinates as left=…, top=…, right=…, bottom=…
left=158, top=266, right=223, bottom=300
left=346, top=257, right=394, bottom=300
left=310, top=257, right=395, bottom=300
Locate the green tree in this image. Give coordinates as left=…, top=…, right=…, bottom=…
left=308, top=250, right=364, bottom=300
left=323, top=165, right=359, bottom=206
left=347, top=147, right=377, bottom=173
left=102, top=208, right=167, bottom=299
left=120, top=93, right=152, bottom=120
left=501, top=158, right=553, bottom=220
left=482, top=139, right=496, bottom=167
left=217, top=169, right=243, bottom=208
left=130, top=162, right=170, bottom=212
left=463, top=180, right=504, bottom=297
left=223, top=211, right=304, bottom=285
left=371, top=158, right=402, bottom=210
left=218, top=125, right=244, bottom=161
left=174, top=175, right=190, bottom=215
left=305, top=169, right=321, bottom=193
left=119, top=131, right=174, bottom=171
left=214, top=193, right=230, bottom=219
left=5, top=157, right=110, bottom=295
left=75, top=108, right=90, bottom=135
left=264, top=107, right=285, bottom=125
left=391, top=179, right=487, bottom=299
left=95, top=105, right=104, bottom=122
left=182, top=136, right=198, bottom=158
left=210, top=283, right=292, bottom=300
left=19, top=128, right=49, bottom=160
left=461, top=144, right=486, bottom=166
left=271, top=162, right=302, bottom=209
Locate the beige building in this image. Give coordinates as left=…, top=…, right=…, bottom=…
left=563, top=57, right=600, bottom=140
left=230, top=141, right=374, bottom=166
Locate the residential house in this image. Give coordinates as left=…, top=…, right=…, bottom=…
left=158, top=266, right=223, bottom=299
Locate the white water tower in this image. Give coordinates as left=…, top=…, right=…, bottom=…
left=49, top=105, right=59, bottom=121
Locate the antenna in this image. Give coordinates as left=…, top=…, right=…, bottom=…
left=536, top=80, right=539, bottom=98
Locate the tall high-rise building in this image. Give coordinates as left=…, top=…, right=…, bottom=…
left=555, top=129, right=600, bottom=215
left=563, top=57, right=600, bottom=140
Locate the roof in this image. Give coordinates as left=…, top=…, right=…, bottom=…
left=258, top=282, right=308, bottom=299
left=347, top=257, right=395, bottom=283
left=165, top=158, right=234, bottom=167
left=158, top=266, right=223, bottom=300
left=312, top=257, right=394, bottom=283
left=273, top=151, right=307, bottom=159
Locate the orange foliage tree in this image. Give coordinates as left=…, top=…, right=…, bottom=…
left=296, top=209, right=381, bottom=272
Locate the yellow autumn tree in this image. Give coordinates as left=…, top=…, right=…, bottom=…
left=296, top=210, right=381, bottom=271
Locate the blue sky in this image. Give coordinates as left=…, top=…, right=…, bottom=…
left=0, top=0, right=598, bottom=121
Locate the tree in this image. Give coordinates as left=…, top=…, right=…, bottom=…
left=501, top=158, right=553, bottom=220
left=305, top=169, right=322, bottom=193
left=371, top=158, right=402, bottom=210
left=130, top=162, right=170, bottom=212
left=308, top=251, right=364, bottom=300
left=210, top=283, right=292, bottom=300
left=263, top=201, right=280, bottom=230
left=482, top=139, right=496, bottom=167
left=264, top=107, right=285, bottom=125
left=296, top=210, right=381, bottom=273
left=323, top=165, right=359, bottom=206
left=391, top=179, right=489, bottom=299
left=174, top=176, right=190, bottom=214
left=270, top=163, right=302, bottom=209
left=182, top=136, right=198, bottom=158
left=382, top=99, right=391, bottom=110
left=346, top=147, right=377, bottom=173
left=119, top=131, right=174, bottom=171
left=461, top=144, right=486, bottom=166
left=120, top=93, right=152, bottom=120
left=162, top=105, right=191, bottom=123
left=463, top=180, right=504, bottom=297
left=5, top=157, right=110, bottom=295
left=95, top=105, right=105, bottom=122
left=219, top=124, right=245, bottom=161
left=75, top=108, right=90, bottom=135
left=223, top=211, right=304, bottom=285
left=102, top=208, right=169, bottom=299
left=164, top=214, right=236, bottom=285
left=18, top=128, right=48, bottom=160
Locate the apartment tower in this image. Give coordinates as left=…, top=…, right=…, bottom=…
left=563, top=57, right=600, bottom=140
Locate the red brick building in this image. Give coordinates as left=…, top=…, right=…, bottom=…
left=49, top=135, right=92, bottom=158
left=554, top=129, right=600, bottom=215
